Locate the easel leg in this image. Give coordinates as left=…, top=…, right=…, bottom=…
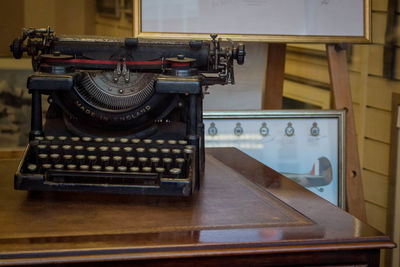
left=326, top=44, right=366, bottom=220
left=262, top=43, right=286, bottom=109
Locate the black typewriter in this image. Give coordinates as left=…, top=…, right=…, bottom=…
left=10, top=27, right=245, bottom=196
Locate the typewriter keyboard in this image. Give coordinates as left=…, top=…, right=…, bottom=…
left=18, top=136, right=194, bottom=187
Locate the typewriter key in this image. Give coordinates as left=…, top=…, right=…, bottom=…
left=57, top=136, right=67, bottom=141
left=45, top=136, right=55, bottom=141
left=63, top=154, right=73, bottom=164
left=62, top=145, right=72, bottom=152
left=136, top=147, right=145, bottom=153
left=155, top=139, right=165, bottom=145
left=138, top=157, right=148, bottom=167
left=27, top=163, right=37, bottom=172
left=38, top=153, right=48, bottom=163
left=161, top=148, right=170, bottom=154
left=92, top=165, right=102, bottom=171
left=143, top=139, right=152, bottom=144
left=111, top=146, right=121, bottom=152
left=42, top=163, right=52, bottom=170
left=150, top=157, right=160, bottom=167
left=74, top=145, right=84, bottom=152
left=170, top=168, right=182, bottom=176
left=94, top=137, right=104, bottom=142
left=126, top=156, right=135, bottom=166
left=117, top=166, right=127, bottom=172
left=101, top=156, right=110, bottom=164
left=113, top=156, right=122, bottom=166
left=130, top=166, right=139, bottom=172
left=86, top=146, right=96, bottom=152
left=54, top=164, right=64, bottom=170
left=71, top=137, right=80, bottom=142
left=76, top=154, right=85, bottom=165
left=50, top=153, right=60, bottom=163
left=37, top=144, right=47, bottom=153
left=88, top=155, right=97, bottom=164
left=172, top=148, right=181, bottom=155
left=131, top=138, right=140, bottom=144
left=168, top=140, right=177, bottom=145
left=142, top=167, right=152, bottom=172
left=178, top=140, right=188, bottom=145
left=34, top=136, right=44, bottom=141
left=155, top=167, right=165, bottom=174
left=163, top=157, right=172, bottom=169
left=99, top=146, right=109, bottom=152
left=67, top=164, right=77, bottom=170
left=49, top=145, right=59, bottom=153
left=120, top=138, right=129, bottom=143
left=82, top=136, right=92, bottom=142
left=105, top=166, right=114, bottom=172
left=107, top=137, right=116, bottom=143
left=123, top=147, right=133, bottom=154
left=176, top=158, right=185, bottom=168
left=80, top=165, right=89, bottom=171
left=149, top=147, right=158, bottom=154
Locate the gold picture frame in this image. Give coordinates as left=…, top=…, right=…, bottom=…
left=132, top=0, right=371, bottom=43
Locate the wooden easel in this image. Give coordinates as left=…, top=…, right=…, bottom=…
left=262, top=43, right=366, bottom=221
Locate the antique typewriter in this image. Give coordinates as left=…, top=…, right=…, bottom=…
left=10, top=27, right=245, bottom=196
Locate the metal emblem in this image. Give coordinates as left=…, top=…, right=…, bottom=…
left=208, top=122, right=218, bottom=136
left=259, top=122, right=269, bottom=137
left=285, top=122, right=295, bottom=137
left=310, top=122, right=320, bottom=136
left=234, top=122, right=243, bottom=136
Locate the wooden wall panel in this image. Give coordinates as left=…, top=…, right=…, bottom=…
left=283, top=80, right=330, bottom=109
left=363, top=138, right=390, bottom=176
left=368, top=45, right=385, bottom=76
left=372, top=12, right=387, bottom=45
left=365, top=201, right=387, bottom=233
left=365, top=108, right=391, bottom=143
left=362, top=169, right=389, bottom=208
left=367, top=76, right=397, bottom=111
left=285, top=58, right=330, bottom=84
left=372, top=0, right=388, bottom=11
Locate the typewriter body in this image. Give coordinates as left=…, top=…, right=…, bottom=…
left=10, top=27, right=245, bottom=196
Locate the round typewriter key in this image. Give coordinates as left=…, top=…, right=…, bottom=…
left=105, top=166, right=114, bottom=172
left=27, top=163, right=37, bottom=172
left=92, top=165, right=102, bottom=171
left=54, top=164, right=64, bottom=170
left=143, top=139, right=152, bottom=144
left=34, top=136, right=44, bottom=141
left=126, top=156, right=135, bottom=167
left=62, top=144, right=72, bottom=151
left=99, top=146, right=109, bottom=153
left=149, top=148, right=158, bottom=154
left=113, top=156, right=122, bottom=166
left=142, top=167, right=152, bottom=172
left=82, top=136, right=92, bottom=142
left=123, top=147, right=133, bottom=153
left=45, top=136, right=55, bottom=141
left=150, top=157, right=160, bottom=167
left=172, top=148, right=181, bottom=155
left=117, top=166, right=127, bottom=172
left=50, top=144, right=59, bottom=151
left=50, top=153, right=60, bottom=163
left=38, top=153, right=48, bottom=163
left=42, top=163, right=52, bottom=170
left=63, top=154, right=73, bottom=164
left=130, top=166, right=139, bottom=172
left=80, top=165, right=89, bottom=171
left=94, top=137, right=104, bottom=142
left=163, top=157, right=172, bottom=169
left=176, top=158, right=185, bottom=168
left=74, top=145, right=84, bottom=152
left=111, top=146, right=120, bottom=152
left=71, top=137, right=80, bottom=142
left=86, top=146, right=96, bottom=152
left=168, top=140, right=177, bottom=145
left=131, top=138, right=140, bottom=144
left=170, top=168, right=182, bottom=176
left=67, top=164, right=77, bottom=170
left=57, top=136, right=67, bottom=141
left=155, top=167, right=165, bottom=174
left=136, top=147, right=145, bottom=153
left=107, top=137, right=116, bottom=143
left=37, top=144, right=47, bottom=153
left=139, top=157, right=148, bottom=167
left=161, top=148, right=170, bottom=154
left=178, top=140, right=188, bottom=145
left=88, top=155, right=97, bottom=161
left=76, top=154, right=85, bottom=165
left=120, top=138, right=129, bottom=143
left=155, top=139, right=165, bottom=145
left=101, top=156, right=110, bottom=162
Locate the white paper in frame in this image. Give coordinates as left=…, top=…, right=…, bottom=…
left=203, top=110, right=346, bottom=209
left=133, top=0, right=370, bottom=43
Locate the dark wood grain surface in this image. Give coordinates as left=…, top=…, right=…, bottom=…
left=0, top=148, right=394, bottom=266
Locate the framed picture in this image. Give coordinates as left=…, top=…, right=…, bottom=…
left=133, top=0, right=370, bottom=43
left=204, top=110, right=346, bottom=209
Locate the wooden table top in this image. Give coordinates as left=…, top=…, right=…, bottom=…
left=0, top=148, right=394, bottom=265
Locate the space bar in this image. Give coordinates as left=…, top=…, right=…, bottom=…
left=45, top=169, right=160, bottom=186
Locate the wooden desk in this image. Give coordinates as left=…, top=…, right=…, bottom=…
left=0, top=148, right=394, bottom=266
